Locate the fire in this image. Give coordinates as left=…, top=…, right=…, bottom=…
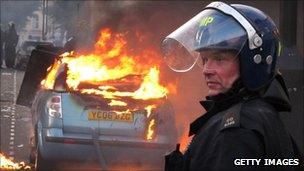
left=145, top=105, right=156, bottom=117
left=114, top=109, right=132, bottom=115
left=40, top=60, right=61, bottom=89
left=133, top=68, right=168, bottom=100
left=0, top=153, right=31, bottom=170
left=41, top=28, right=168, bottom=101
left=178, top=131, right=194, bottom=153
left=146, top=119, right=156, bottom=140
left=78, top=67, right=167, bottom=101
left=109, top=100, right=127, bottom=106
left=41, top=28, right=175, bottom=140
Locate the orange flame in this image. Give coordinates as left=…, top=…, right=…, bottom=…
left=133, top=68, right=168, bottom=100
left=146, top=119, right=156, bottom=140
left=0, top=153, right=31, bottom=170
left=114, top=109, right=132, bottom=116
left=145, top=104, right=156, bottom=118
left=41, top=28, right=169, bottom=100
left=178, top=131, right=194, bottom=153
left=41, top=28, right=175, bottom=140
left=109, top=100, right=127, bottom=106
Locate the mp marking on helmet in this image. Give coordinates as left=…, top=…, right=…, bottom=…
left=199, top=17, right=214, bottom=26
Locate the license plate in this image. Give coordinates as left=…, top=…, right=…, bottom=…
left=88, top=110, right=133, bottom=122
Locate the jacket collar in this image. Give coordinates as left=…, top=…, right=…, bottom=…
left=189, top=79, right=247, bottom=136
left=260, top=74, right=291, bottom=112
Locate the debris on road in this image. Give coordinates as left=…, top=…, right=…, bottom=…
left=17, top=144, right=24, bottom=148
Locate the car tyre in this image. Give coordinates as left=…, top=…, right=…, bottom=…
left=29, top=146, right=35, bottom=164
left=34, top=126, right=53, bottom=171
left=35, top=144, right=53, bottom=171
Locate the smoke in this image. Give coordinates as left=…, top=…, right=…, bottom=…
left=0, top=0, right=41, bottom=31
left=84, top=1, right=211, bottom=152
left=169, top=67, right=209, bottom=151
left=77, top=1, right=211, bottom=152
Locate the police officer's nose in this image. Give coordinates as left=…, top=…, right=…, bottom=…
left=202, top=59, right=216, bottom=76
left=203, top=69, right=216, bottom=80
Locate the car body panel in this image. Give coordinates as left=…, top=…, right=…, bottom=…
left=61, top=93, right=147, bottom=137
left=38, top=129, right=170, bottom=169
left=32, top=90, right=176, bottom=169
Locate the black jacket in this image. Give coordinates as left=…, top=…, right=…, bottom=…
left=169, top=75, right=302, bottom=171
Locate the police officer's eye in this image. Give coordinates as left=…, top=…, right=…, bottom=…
left=214, top=56, right=224, bottom=61
left=201, top=57, right=208, bottom=65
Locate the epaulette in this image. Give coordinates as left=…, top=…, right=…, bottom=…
left=220, top=103, right=242, bottom=131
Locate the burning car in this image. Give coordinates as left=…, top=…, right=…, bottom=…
left=17, top=28, right=177, bottom=170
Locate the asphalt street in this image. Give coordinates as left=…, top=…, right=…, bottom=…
left=0, top=68, right=32, bottom=165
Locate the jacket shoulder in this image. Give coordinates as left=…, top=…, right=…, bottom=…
left=242, top=98, right=278, bottom=114
left=239, top=98, right=281, bottom=133
left=220, top=98, right=278, bottom=132
left=241, top=98, right=279, bottom=122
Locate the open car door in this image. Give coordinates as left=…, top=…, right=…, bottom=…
left=16, top=44, right=64, bottom=107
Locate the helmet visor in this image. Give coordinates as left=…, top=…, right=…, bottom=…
left=162, top=8, right=247, bottom=72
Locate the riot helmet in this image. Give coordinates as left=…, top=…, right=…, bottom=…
left=162, top=1, right=281, bottom=91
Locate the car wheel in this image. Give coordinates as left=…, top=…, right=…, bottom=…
left=35, top=142, right=54, bottom=171
left=29, top=147, right=35, bottom=164
left=34, top=126, right=53, bottom=171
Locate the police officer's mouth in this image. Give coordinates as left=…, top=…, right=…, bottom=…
left=206, top=81, right=221, bottom=88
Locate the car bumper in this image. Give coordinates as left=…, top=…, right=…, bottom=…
left=39, top=128, right=174, bottom=168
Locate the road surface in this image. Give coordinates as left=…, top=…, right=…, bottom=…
left=1, top=68, right=32, bottom=168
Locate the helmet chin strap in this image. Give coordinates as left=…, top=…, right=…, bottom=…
left=206, top=1, right=262, bottom=50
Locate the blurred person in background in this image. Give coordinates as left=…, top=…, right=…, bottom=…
left=4, top=22, right=19, bottom=68
left=0, top=26, right=5, bottom=68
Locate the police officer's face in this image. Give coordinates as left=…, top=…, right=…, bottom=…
left=200, top=50, right=240, bottom=96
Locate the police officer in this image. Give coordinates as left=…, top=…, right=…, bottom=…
left=162, top=2, right=302, bottom=170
